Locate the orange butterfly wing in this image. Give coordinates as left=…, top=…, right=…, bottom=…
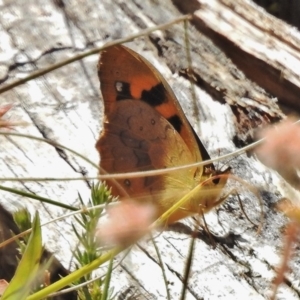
left=96, top=45, right=227, bottom=223
left=98, top=45, right=213, bottom=163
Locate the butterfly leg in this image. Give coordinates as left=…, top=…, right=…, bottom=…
left=228, top=189, right=260, bottom=228
left=200, top=211, right=217, bottom=248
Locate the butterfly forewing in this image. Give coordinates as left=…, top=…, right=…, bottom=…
left=98, top=45, right=203, bottom=164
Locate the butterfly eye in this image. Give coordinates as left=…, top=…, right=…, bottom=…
left=124, top=179, right=131, bottom=187
left=212, top=178, right=220, bottom=184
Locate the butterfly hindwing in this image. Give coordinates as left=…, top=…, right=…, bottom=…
left=97, top=100, right=196, bottom=208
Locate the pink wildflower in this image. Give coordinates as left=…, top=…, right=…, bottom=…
left=96, top=201, right=156, bottom=247
left=255, top=118, right=300, bottom=189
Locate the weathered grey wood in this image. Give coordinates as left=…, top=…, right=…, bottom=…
left=0, top=0, right=299, bottom=299
left=174, top=0, right=300, bottom=113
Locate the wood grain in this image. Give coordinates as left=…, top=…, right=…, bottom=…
left=0, top=0, right=299, bottom=299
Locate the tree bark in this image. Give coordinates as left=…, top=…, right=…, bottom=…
left=0, top=0, right=299, bottom=299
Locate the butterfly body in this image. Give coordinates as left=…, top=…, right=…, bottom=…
left=97, top=45, right=229, bottom=224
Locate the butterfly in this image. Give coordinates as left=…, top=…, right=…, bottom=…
left=96, top=45, right=230, bottom=224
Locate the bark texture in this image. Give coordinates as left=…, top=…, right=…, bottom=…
left=0, top=0, right=300, bottom=299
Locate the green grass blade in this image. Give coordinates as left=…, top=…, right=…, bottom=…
left=2, top=213, right=42, bottom=300
left=101, top=256, right=114, bottom=300
left=26, top=246, right=124, bottom=300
